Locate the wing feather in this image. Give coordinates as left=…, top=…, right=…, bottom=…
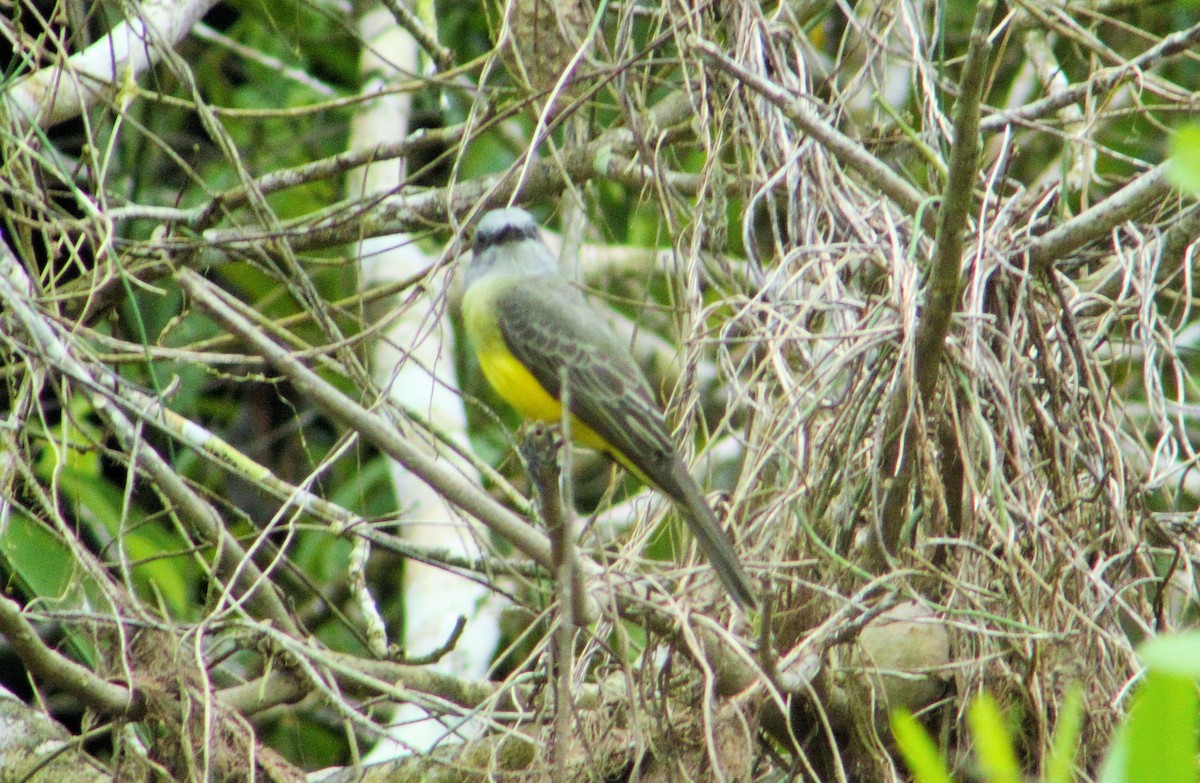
left=494, top=275, right=757, bottom=607
left=494, top=278, right=676, bottom=483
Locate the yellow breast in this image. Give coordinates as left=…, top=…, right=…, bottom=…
left=462, top=278, right=609, bottom=454
left=477, top=346, right=564, bottom=422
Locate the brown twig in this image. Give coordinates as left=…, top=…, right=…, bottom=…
left=869, top=0, right=997, bottom=570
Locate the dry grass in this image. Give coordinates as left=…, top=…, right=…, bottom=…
left=0, top=0, right=1197, bottom=781
left=552, top=1, right=1193, bottom=779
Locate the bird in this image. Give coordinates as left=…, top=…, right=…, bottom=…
left=461, top=207, right=756, bottom=608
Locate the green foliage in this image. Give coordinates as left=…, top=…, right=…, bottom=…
left=1101, top=633, right=1200, bottom=783
left=3, top=0, right=1200, bottom=776
left=1136, top=630, right=1200, bottom=678
left=893, top=635, right=1200, bottom=783
left=1044, top=687, right=1085, bottom=783
left=21, top=396, right=198, bottom=616
left=1168, top=125, right=1200, bottom=195
left=968, top=696, right=1023, bottom=783
left=1102, top=671, right=1198, bottom=783
left=892, top=710, right=955, bottom=783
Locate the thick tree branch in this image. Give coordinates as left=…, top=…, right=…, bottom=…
left=0, top=596, right=137, bottom=716
left=980, top=19, right=1200, bottom=132
left=871, top=0, right=997, bottom=568
left=691, top=38, right=939, bottom=238
left=2, top=0, right=220, bottom=129
left=176, top=268, right=561, bottom=576
left=193, top=92, right=697, bottom=254
left=0, top=685, right=112, bottom=782
left=1024, top=163, right=1174, bottom=274
left=0, top=236, right=300, bottom=635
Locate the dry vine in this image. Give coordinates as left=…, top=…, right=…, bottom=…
left=0, top=0, right=1196, bottom=782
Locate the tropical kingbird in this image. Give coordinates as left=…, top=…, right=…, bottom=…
left=462, top=207, right=756, bottom=608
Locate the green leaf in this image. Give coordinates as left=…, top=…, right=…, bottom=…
left=0, top=512, right=88, bottom=604
left=1099, top=722, right=1129, bottom=783
left=1167, top=125, right=1200, bottom=195
left=33, top=395, right=104, bottom=478
left=891, top=710, right=955, bottom=783
left=0, top=511, right=106, bottom=667
left=1045, top=683, right=1084, bottom=783
left=1123, top=672, right=1199, bottom=783
left=56, top=465, right=194, bottom=617
left=968, top=695, right=1021, bottom=783
left=1137, top=631, right=1200, bottom=678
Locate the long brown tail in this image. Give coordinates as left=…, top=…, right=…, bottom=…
left=667, top=460, right=756, bottom=608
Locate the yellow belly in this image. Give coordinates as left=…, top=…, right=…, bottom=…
left=476, top=346, right=610, bottom=453
left=477, top=346, right=562, bottom=422
left=464, top=281, right=609, bottom=454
